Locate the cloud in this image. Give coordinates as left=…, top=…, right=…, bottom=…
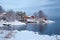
left=0, top=0, right=60, bottom=16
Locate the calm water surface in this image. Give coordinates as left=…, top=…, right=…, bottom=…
left=26, top=19, right=60, bottom=35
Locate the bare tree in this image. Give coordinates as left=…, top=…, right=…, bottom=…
left=33, top=10, right=47, bottom=20
left=16, top=11, right=26, bottom=22
left=4, top=9, right=16, bottom=21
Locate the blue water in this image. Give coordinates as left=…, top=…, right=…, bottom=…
left=1, top=19, right=60, bottom=35
left=26, top=19, right=60, bottom=35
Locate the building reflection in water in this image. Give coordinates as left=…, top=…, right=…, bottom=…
left=0, top=23, right=48, bottom=35
left=26, top=23, right=47, bottom=34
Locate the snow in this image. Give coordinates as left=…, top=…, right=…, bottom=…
left=1, top=30, right=59, bottom=40
left=44, top=20, right=55, bottom=24
left=0, top=20, right=26, bottom=27
left=0, top=20, right=58, bottom=40
left=3, top=20, right=26, bottom=25
left=27, top=19, right=55, bottom=24
left=27, top=19, right=36, bottom=22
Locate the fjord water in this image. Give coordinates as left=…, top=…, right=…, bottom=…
left=43, top=19, right=60, bottom=35
left=26, top=19, right=60, bottom=35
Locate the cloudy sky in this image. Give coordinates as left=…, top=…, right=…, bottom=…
left=0, top=0, right=60, bottom=17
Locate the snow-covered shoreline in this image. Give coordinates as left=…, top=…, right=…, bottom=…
left=0, top=30, right=60, bottom=40
left=27, top=19, right=55, bottom=24
left=0, top=20, right=57, bottom=40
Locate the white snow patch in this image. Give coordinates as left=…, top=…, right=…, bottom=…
left=8, top=21, right=26, bottom=25
left=27, top=19, right=55, bottom=24
left=4, top=30, right=60, bottom=40
left=0, top=20, right=26, bottom=27
left=45, top=20, right=55, bottom=24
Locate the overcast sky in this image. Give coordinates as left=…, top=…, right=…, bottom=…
left=0, top=0, right=60, bottom=17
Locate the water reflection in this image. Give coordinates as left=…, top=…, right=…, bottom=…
left=0, top=25, right=26, bottom=31
left=0, top=20, right=60, bottom=35
left=0, top=23, right=47, bottom=34
left=26, top=23, right=47, bottom=34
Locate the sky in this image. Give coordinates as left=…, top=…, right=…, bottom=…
left=0, top=0, right=60, bottom=17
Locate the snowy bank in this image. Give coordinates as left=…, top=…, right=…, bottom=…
left=0, top=20, right=26, bottom=30
left=0, top=20, right=26, bottom=27
left=27, top=19, right=55, bottom=24
left=5, top=30, right=60, bottom=40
